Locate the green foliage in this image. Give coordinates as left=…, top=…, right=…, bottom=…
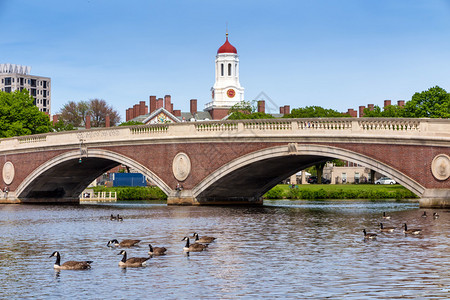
left=93, top=186, right=167, bottom=200
left=267, top=184, right=418, bottom=200
left=263, top=186, right=285, bottom=199
left=52, top=119, right=75, bottom=132
left=0, top=90, right=52, bottom=138
left=404, top=86, right=450, bottom=118
left=227, top=100, right=275, bottom=120
left=119, top=120, right=144, bottom=126
left=284, top=106, right=348, bottom=118
left=363, top=105, right=406, bottom=117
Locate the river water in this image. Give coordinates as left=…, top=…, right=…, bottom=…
left=0, top=200, right=448, bottom=299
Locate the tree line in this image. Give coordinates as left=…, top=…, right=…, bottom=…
left=0, top=85, right=448, bottom=139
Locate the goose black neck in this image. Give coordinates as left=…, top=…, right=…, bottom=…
left=149, top=245, right=153, bottom=252
left=121, top=252, right=127, bottom=263
left=185, top=238, right=190, bottom=247
left=54, top=253, right=61, bottom=266
left=404, top=224, right=407, bottom=230
left=380, top=223, right=384, bottom=229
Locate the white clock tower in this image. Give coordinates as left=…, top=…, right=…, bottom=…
left=205, top=33, right=244, bottom=119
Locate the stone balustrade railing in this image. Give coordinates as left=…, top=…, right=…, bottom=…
left=0, top=118, right=448, bottom=151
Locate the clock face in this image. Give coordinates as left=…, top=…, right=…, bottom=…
left=227, top=89, right=236, bottom=98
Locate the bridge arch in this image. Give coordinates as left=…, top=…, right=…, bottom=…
left=193, top=144, right=425, bottom=202
left=16, top=149, right=171, bottom=201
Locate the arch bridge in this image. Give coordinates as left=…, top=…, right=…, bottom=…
left=0, top=118, right=449, bottom=207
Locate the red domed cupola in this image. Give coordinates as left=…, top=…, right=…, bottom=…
left=217, top=33, right=237, bottom=54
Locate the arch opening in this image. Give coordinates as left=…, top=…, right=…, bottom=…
left=194, top=145, right=424, bottom=203
left=16, top=149, right=171, bottom=202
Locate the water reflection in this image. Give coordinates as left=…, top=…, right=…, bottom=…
left=0, top=200, right=448, bottom=298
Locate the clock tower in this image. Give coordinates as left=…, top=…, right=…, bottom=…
left=205, top=32, right=244, bottom=119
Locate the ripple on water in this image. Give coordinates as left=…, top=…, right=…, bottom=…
left=0, top=200, right=448, bottom=299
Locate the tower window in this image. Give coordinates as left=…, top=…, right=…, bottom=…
left=228, top=63, right=232, bottom=76
left=221, top=64, right=224, bottom=76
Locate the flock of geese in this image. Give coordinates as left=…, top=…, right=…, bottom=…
left=362, top=211, right=439, bottom=240
left=49, top=221, right=216, bottom=270
left=50, top=210, right=440, bottom=269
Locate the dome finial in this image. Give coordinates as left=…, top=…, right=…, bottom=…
left=226, top=22, right=228, bottom=38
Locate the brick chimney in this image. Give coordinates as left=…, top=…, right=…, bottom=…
left=149, top=95, right=157, bottom=113
left=384, top=100, right=391, bottom=108
left=105, top=115, right=110, bottom=127
left=190, top=99, right=197, bottom=115
left=397, top=100, right=405, bottom=107
left=257, top=100, right=265, bottom=113
left=133, top=104, right=139, bottom=118
left=284, top=105, right=290, bottom=115
left=359, top=106, right=365, bottom=118
left=52, top=114, right=58, bottom=125
left=85, top=115, right=91, bottom=129
left=139, top=101, right=147, bottom=116
left=173, top=110, right=181, bottom=117
left=156, top=98, right=164, bottom=109
left=347, top=109, right=357, bottom=117
left=368, top=104, right=374, bottom=111
left=164, top=95, right=171, bottom=112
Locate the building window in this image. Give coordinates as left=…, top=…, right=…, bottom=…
left=4, top=77, right=11, bottom=85
left=43, top=81, right=47, bottom=88
left=228, top=63, right=232, bottom=76
left=221, top=64, right=224, bottom=76
left=342, top=173, right=347, bottom=184
left=5, top=87, right=11, bottom=93
left=355, top=172, right=360, bottom=184
left=31, top=79, right=36, bottom=87
left=43, top=90, right=47, bottom=97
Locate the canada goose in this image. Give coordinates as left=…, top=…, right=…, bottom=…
left=379, top=223, right=395, bottom=232
left=117, top=250, right=150, bottom=267
left=192, top=232, right=216, bottom=244
left=433, top=212, right=439, bottom=219
left=362, top=229, right=377, bottom=239
left=182, top=237, right=208, bottom=252
left=107, top=239, right=141, bottom=247
left=117, top=214, right=123, bottom=221
left=49, top=251, right=92, bottom=270
left=148, top=244, right=167, bottom=256
left=382, top=212, right=391, bottom=219
left=403, top=223, right=422, bottom=235
left=110, top=214, right=117, bottom=221
left=421, top=211, right=427, bottom=218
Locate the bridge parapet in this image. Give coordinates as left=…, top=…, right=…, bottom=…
left=0, top=118, right=449, bottom=153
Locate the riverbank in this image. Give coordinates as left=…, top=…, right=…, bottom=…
left=264, top=184, right=418, bottom=200
left=93, top=186, right=167, bottom=200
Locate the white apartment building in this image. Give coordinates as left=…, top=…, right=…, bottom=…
left=0, top=63, right=51, bottom=114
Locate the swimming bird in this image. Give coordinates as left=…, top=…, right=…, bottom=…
left=382, top=212, right=391, bottom=219
left=148, top=244, right=167, bottom=256
left=110, top=214, right=117, bottom=221
left=192, top=232, right=216, bottom=244
left=433, top=212, right=439, bottom=219
left=403, top=223, right=422, bottom=235
left=421, top=211, right=427, bottom=218
left=117, top=214, right=123, bottom=221
left=107, top=239, right=141, bottom=247
left=379, top=223, right=395, bottom=232
left=49, top=251, right=93, bottom=270
left=117, top=250, right=150, bottom=267
left=182, top=237, right=208, bottom=252
left=363, top=229, right=377, bottom=239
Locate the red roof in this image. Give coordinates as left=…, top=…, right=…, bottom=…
left=217, top=35, right=237, bottom=54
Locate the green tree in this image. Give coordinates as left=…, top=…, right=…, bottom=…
left=119, top=120, right=144, bottom=126
left=404, top=86, right=450, bottom=118
left=59, top=100, right=89, bottom=127
left=227, top=100, right=275, bottom=120
left=89, top=98, right=121, bottom=127
left=284, top=106, right=348, bottom=118
left=363, top=105, right=405, bottom=117
left=52, top=119, right=75, bottom=132
left=0, top=90, right=52, bottom=138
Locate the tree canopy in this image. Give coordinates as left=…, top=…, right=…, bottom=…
left=404, top=86, right=450, bottom=118
left=283, top=106, right=348, bottom=118
left=227, top=101, right=275, bottom=120
left=59, top=99, right=121, bottom=127
left=0, top=90, right=52, bottom=138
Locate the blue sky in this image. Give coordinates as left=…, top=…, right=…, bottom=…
left=1, top=0, right=450, bottom=119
